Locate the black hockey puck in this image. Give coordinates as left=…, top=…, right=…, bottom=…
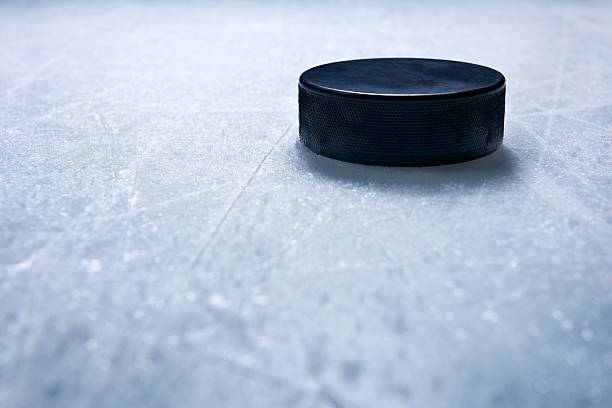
left=298, top=58, right=506, bottom=166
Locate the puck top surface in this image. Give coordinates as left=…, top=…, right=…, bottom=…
left=299, top=58, right=505, bottom=101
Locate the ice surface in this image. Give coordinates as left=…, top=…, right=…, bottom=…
left=1, top=1, right=612, bottom=407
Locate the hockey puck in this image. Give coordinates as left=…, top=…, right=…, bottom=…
left=298, top=58, right=506, bottom=166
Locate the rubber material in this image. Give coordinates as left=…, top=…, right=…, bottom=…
left=298, top=58, right=506, bottom=166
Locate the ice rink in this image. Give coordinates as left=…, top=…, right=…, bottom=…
left=1, top=1, right=612, bottom=407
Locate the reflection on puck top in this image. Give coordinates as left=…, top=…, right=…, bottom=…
left=298, top=58, right=506, bottom=166
left=299, top=58, right=505, bottom=100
